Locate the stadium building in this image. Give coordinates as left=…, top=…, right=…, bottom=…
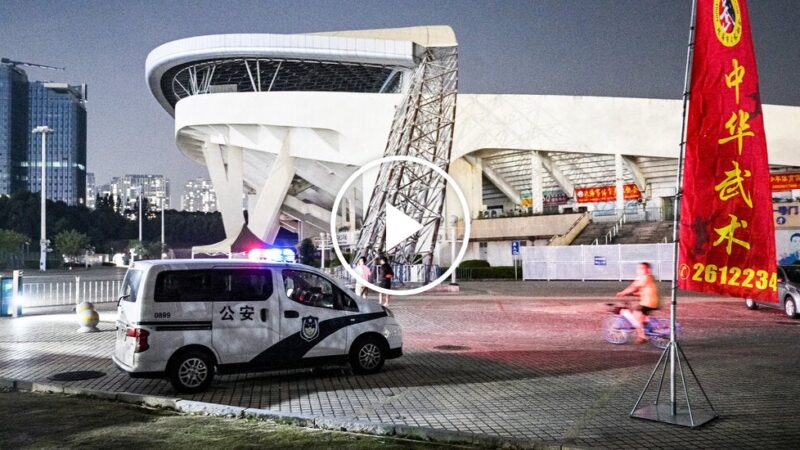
left=146, top=26, right=800, bottom=266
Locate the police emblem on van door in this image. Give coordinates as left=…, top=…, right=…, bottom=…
left=300, top=316, right=320, bottom=342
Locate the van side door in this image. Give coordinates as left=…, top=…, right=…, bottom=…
left=277, top=269, right=352, bottom=361
left=211, top=268, right=279, bottom=364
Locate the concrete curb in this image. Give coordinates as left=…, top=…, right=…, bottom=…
left=1, top=376, right=563, bottom=449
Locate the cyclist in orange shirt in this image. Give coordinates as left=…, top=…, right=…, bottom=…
left=616, top=262, right=661, bottom=343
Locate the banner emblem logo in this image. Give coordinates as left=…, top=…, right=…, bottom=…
left=679, top=264, right=690, bottom=280
left=300, top=316, right=320, bottom=342
left=714, top=0, right=742, bottom=47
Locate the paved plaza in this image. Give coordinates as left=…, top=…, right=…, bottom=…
left=2, top=281, right=799, bottom=448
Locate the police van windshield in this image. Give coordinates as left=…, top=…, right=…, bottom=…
left=119, top=269, right=143, bottom=302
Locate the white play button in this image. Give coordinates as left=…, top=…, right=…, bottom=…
left=384, top=203, right=423, bottom=251
left=330, top=155, right=472, bottom=296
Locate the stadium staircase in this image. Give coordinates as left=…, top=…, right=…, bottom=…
left=613, top=221, right=673, bottom=244
left=570, top=222, right=612, bottom=245
left=571, top=220, right=673, bottom=245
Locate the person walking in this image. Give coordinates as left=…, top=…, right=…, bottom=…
left=377, top=255, right=393, bottom=306
left=354, top=257, right=371, bottom=298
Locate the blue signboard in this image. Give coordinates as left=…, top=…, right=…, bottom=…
left=594, top=256, right=607, bottom=266
left=511, top=241, right=520, bottom=256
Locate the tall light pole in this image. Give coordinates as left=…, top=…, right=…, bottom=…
left=449, top=215, right=458, bottom=285
left=319, top=232, right=326, bottom=270
left=138, top=187, right=143, bottom=242
left=32, top=126, right=54, bottom=272
left=160, top=195, right=165, bottom=258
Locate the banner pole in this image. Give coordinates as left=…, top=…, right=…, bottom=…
left=669, top=0, right=698, bottom=415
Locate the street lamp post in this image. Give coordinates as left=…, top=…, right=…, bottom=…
left=449, top=215, right=458, bottom=285
left=32, top=125, right=54, bottom=272
left=160, top=196, right=165, bottom=259
left=320, top=232, right=326, bottom=270
left=138, top=187, right=143, bottom=242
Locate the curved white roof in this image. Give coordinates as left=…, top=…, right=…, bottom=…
left=146, top=32, right=422, bottom=114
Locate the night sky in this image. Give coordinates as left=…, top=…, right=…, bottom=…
left=2, top=0, right=798, bottom=208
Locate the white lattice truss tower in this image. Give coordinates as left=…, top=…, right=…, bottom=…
left=354, top=46, right=458, bottom=274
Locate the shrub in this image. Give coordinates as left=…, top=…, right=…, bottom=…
left=459, top=259, right=490, bottom=268
left=461, top=266, right=517, bottom=279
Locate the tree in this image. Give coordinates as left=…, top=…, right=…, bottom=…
left=144, top=241, right=165, bottom=259
left=54, top=229, right=90, bottom=263
left=128, top=240, right=147, bottom=259
left=0, top=229, right=28, bottom=268
left=0, top=192, right=226, bottom=252
left=298, top=238, right=316, bottom=265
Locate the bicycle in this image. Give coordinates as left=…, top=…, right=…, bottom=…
left=601, top=303, right=676, bottom=349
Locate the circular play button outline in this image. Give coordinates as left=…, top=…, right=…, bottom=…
left=330, top=155, right=471, bottom=296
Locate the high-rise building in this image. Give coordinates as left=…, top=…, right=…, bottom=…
left=86, top=172, right=96, bottom=208
left=27, top=82, right=87, bottom=205
left=0, top=64, right=29, bottom=196
left=110, top=174, right=170, bottom=213
left=0, top=60, right=88, bottom=205
left=182, top=177, right=217, bottom=212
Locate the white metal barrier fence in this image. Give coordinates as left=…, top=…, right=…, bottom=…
left=521, top=244, right=675, bottom=281
left=22, top=279, right=123, bottom=307
left=325, top=264, right=441, bottom=286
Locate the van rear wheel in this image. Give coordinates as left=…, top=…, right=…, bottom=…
left=168, top=349, right=214, bottom=394
left=350, top=336, right=386, bottom=375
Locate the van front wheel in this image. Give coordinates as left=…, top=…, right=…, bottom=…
left=350, top=336, right=386, bottom=375
left=168, top=349, right=214, bottom=394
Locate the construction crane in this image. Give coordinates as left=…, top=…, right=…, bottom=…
left=1, top=58, right=65, bottom=71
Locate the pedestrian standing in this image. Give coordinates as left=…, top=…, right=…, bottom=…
left=378, top=255, right=393, bottom=306
left=355, top=257, right=371, bottom=298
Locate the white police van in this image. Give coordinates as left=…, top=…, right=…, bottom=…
left=113, top=259, right=403, bottom=393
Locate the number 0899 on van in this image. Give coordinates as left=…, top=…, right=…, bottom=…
left=113, top=259, right=403, bottom=393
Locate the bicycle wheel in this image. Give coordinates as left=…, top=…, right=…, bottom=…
left=602, top=316, right=632, bottom=345
left=649, top=335, right=669, bottom=349
left=647, top=318, right=672, bottom=335
left=646, top=318, right=672, bottom=349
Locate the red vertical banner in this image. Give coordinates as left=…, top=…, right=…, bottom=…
left=678, top=0, right=777, bottom=301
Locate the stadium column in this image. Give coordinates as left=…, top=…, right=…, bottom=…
left=530, top=151, right=544, bottom=214
left=615, top=153, right=625, bottom=215
left=202, top=142, right=246, bottom=238
left=249, top=139, right=296, bottom=243
left=348, top=187, right=357, bottom=234
left=447, top=157, right=481, bottom=220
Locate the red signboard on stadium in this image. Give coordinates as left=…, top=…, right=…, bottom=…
left=678, top=0, right=777, bottom=301
left=770, top=172, right=800, bottom=192
left=575, top=184, right=641, bottom=204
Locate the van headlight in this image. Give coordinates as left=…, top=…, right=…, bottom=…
left=382, top=306, right=394, bottom=317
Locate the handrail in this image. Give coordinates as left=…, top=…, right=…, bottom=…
left=600, top=213, right=627, bottom=245
left=548, top=212, right=591, bottom=246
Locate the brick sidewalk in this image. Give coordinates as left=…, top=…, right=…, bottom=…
left=1, top=281, right=798, bottom=448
